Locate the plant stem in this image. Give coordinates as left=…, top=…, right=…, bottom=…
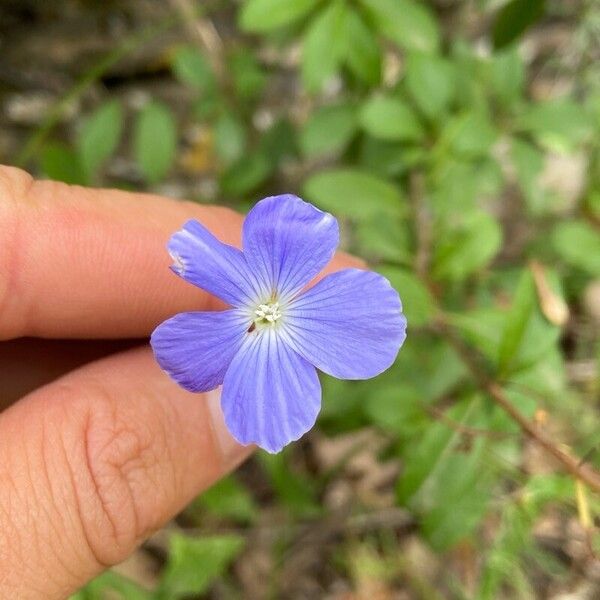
left=437, top=319, right=600, bottom=494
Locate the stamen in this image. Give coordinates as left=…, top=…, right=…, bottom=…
left=254, top=302, right=282, bottom=324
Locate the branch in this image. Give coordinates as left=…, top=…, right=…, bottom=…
left=436, top=320, right=600, bottom=494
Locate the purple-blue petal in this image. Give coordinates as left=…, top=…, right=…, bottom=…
left=168, top=219, right=261, bottom=307
left=221, top=329, right=321, bottom=453
left=150, top=310, right=249, bottom=392
left=242, top=195, right=339, bottom=301
left=282, top=269, right=406, bottom=379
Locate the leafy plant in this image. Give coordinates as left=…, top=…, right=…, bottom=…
left=29, top=0, right=600, bottom=596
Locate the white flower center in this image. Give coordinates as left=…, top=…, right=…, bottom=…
left=255, top=302, right=282, bottom=324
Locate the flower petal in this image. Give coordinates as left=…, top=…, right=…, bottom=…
left=282, top=269, right=406, bottom=379
left=151, top=310, right=249, bottom=392
left=242, top=195, right=339, bottom=300
left=168, top=219, right=261, bottom=307
left=221, top=329, right=321, bottom=453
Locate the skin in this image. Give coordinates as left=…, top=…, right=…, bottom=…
left=0, top=165, right=362, bottom=599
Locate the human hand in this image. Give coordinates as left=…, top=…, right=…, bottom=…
left=0, top=166, right=360, bottom=599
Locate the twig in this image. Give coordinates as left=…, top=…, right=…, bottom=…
left=426, top=405, right=511, bottom=440
left=436, top=319, right=600, bottom=494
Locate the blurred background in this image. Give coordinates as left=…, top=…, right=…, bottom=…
left=1, top=0, right=599, bottom=598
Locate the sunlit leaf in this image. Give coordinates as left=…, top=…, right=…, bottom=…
left=433, top=212, right=503, bottom=281
left=497, top=269, right=536, bottom=375
left=214, top=111, right=246, bottom=166
left=511, top=137, right=545, bottom=213
left=344, top=7, right=382, bottom=85
left=396, top=397, right=477, bottom=505
left=220, top=151, right=271, bottom=196
left=517, top=99, right=594, bottom=152
left=159, top=534, right=245, bottom=598
left=299, top=103, right=358, bottom=157
left=239, top=0, right=321, bottom=32
left=77, top=99, right=123, bottom=180
left=378, top=267, right=436, bottom=327
left=133, top=101, right=177, bottom=185
left=196, top=476, right=257, bottom=523
left=360, top=95, right=423, bottom=141
left=302, top=0, right=349, bottom=92
left=304, top=168, right=405, bottom=218
left=489, top=47, right=525, bottom=107
left=359, top=0, right=440, bottom=53
left=364, top=385, right=426, bottom=435
left=552, top=220, right=600, bottom=276
left=172, top=46, right=215, bottom=94
left=405, top=52, right=455, bottom=119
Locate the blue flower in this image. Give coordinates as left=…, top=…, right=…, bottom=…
left=151, top=195, right=406, bottom=453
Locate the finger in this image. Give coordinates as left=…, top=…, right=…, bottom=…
left=0, top=338, right=139, bottom=409
left=0, top=166, right=362, bottom=340
left=0, top=345, right=251, bottom=599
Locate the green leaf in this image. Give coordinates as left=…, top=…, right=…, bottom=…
left=172, top=46, right=215, bottom=94
left=360, top=95, right=423, bottom=141
left=439, top=111, right=497, bottom=158
left=432, top=212, right=503, bottom=281
left=512, top=316, right=561, bottom=381
left=552, top=220, right=600, bottom=276
left=239, top=0, right=321, bottom=32
left=517, top=99, right=594, bottom=152
left=303, top=168, right=404, bottom=219
left=405, top=52, right=455, bottom=119
left=447, top=308, right=505, bottom=362
left=77, top=99, right=123, bottom=180
left=355, top=215, right=411, bottom=263
left=159, top=533, right=244, bottom=598
left=299, top=103, right=358, bottom=157
left=489, top=47, right=525, bottom=107
left=391, top=337, right=466, bottom=405
left=220, top=151, right=272, bottom=196
left=344, top=7, right=382, bottom=85
left=396, top=397, right=476, bottom=505
left=302, top=0, right=349, bottom=92
left=363, top=384, right=426, bottom=435
left=41, top=142, right=86, bottom=185
left=74, top=571, right=152, bottom=600
left=196, top=476, right=257, bottom=523
left=258, top=118, right=298, bottom=168
left=420, top=439, right=491, bottom=551
left=492, top=0, right=546, bottom=50
left=259, top=451, right=320, bottom=517
left=358, top=138, right=419, bottom=178
left=133, top=101, right=177, bottom=185
left=229, top=49, right=267, bottom=101
left=378, top=267, right=436, bottom=327
left=430, top=159, right=479, bottom=213
left=511, top=137, right=545, bottom=213
left=497, top=269, right=536, bottom=375
left=214, top=111, right=246, bottom=166
left=359, top=0, right=440, bottom=53
left=587, top=190, right=600, bottom=221
left=320, top=375, right=365, bottom=428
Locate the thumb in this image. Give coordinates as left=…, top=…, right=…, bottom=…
left=0, top=346, right=251, bottom=599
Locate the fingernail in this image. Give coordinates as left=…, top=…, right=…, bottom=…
left=205, top=387, right=248, bottom=464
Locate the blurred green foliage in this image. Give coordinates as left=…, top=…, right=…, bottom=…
left=22, top=0, right=599, bottom=597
